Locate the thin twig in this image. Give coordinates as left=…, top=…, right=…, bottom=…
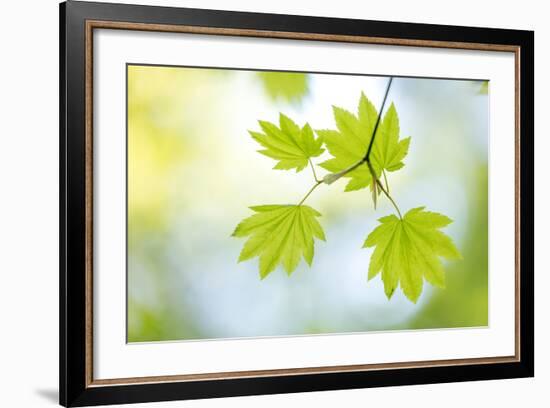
left=322, top=160, right=364, bottom=185
left=297, top=180, right=322, bottom=206
left=382, top=169, right=390, bottom=193
left=322, top=77, right=394, bottom=185
left=376, top=179, right=402, bottom=219
left=309, top=159, right=320, bottom=182
left=298, top=76, right=402, bottom=217
left=364, top=76, right=393, bottom=162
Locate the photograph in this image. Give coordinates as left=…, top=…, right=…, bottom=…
left=126, top=65, right=489, bottom=343
left=50, top=1, right=534, bottom=406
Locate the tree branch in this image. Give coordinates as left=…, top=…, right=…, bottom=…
left=364, top=76, right=393, bottom=162
left=298, top=76, right=402, bottom=217
left=322, top=77, right=394, bottom=185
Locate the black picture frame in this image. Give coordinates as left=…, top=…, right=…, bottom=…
left=60, top=1, right=534, bottom=406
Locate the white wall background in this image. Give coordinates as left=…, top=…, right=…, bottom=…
left=0, top=0, right=545, bottom=407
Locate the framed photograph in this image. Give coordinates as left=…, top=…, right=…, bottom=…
left=60, top=1, right=534, bottom=406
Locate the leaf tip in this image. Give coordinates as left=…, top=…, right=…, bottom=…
left=230, top=226, right=242, bottom=238
left=278, top=112, right=290, bottom=122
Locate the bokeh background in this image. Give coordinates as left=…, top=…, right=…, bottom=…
left=127, top=65, right=488, bottom=342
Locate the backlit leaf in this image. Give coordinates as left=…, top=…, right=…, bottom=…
left=257, top=72, right=309, bottom=103
left=250, top=114, right=324, bottom=172
left=318, top=93, right=410, bottom=191
left=364, top=207, right=462, bottom=303
left=232, top=205, right=326, bottom=278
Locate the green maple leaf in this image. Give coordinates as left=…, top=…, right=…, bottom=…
left=249, top=114, right=324, bottom=172
left=232, top=205, right=326, bottom=278
left=363, top=207, right=462, bottom=303
left=317, top=93, right=411, bottom=191
left=257, top=72, right=309, bottom=103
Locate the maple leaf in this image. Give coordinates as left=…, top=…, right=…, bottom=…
left=317, top=93, right=411, bottom=191
left=363, top=207, right=462, bottom=303
left=249, top=114, right=324, bottom=172
left=257, top=72, right=309, bottom=103
left=232, top=205, right=326, bottom=278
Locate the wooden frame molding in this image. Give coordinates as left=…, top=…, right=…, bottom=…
left=60, top=2, right=534, bottom=405
left=84, top=19, right=522, bottom=388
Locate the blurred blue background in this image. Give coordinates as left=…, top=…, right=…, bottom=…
left=127, top=65, right=488, bottom=342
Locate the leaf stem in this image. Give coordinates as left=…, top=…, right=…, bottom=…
left=297, top=180, right=323, bottom=206
left=376, top=178, right=402, bottom=219
left=382, top=169, right=390, bottom=193
left=309, top=159, right=320, bottom=182
left=366, top=155, right=401, bottom=219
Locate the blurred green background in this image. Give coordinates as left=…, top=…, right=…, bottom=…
left=127, top=65, right=488, bottom=342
